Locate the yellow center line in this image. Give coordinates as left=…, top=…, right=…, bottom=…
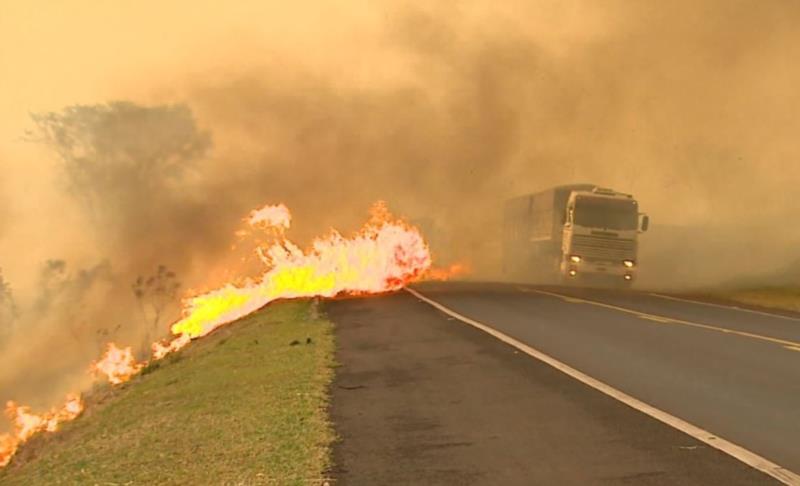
left=518, top=287, right=800, bottom=350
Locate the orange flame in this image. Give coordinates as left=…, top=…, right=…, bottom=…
left=184, top=203, right=426, bottom=333
left=0, top=394, right=83, bottom=467
left=0, top=201, right=465, bottom=468
left=148, top=201, right=433, bottom=356
left=248, top=203, right=291, bottom=230
left=90, top=343, right=143, bottom=385
left=424, top=262, right=470, bottom=281
left=151, top=333, right=191, bottom=360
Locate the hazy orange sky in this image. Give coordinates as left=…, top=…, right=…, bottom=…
left=0, top=1, right=382, bottom=131
left=0, top=0, right=616, bottom=284
left=0, top=1, right=612, bottom=133
left=2, top=0, right=800, bottom=290
left=0, top=0, right=383, bottom=286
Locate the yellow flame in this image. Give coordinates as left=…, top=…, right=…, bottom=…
left=0, top=201, right=465, bottom=468
left=167, top=201, right=431, bottom=341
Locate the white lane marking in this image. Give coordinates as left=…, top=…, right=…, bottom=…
left=637, top=314, right=673, bottom=324
left=405, top=287, right=800, bottom=485
left=650, top=293, right=800, bottom=322
left=524, top=288, right=800, bottom=350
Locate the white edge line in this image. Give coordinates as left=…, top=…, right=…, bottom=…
left=650, top=293, right=800, bottom=323
left=405, top=287, right=800, bottom=485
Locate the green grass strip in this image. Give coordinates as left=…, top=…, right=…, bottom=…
left=1, top=300, right=335, bottom=485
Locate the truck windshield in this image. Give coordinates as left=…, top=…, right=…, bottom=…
left=574, top=197, right=638, bottom=230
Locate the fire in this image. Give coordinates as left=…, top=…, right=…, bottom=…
left=90, top=343, right=144, bottom=385
left=151, top=333, right=191, bottom=360
left=169, top=202, right=429, bottom=340
left=0, top=201, right=463, bottom=468
left=425, top=262, right=470, bottom=281
left=0, top=435, right=16, bottom=468
left=0, top=394, right=83, bottom=467
left=248, top=203, right=291, bottom=230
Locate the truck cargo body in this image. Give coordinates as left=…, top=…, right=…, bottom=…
left=503, top=184, right=647, bottom=285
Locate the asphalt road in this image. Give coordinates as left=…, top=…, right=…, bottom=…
left=328, top=282, right=800, bottom=485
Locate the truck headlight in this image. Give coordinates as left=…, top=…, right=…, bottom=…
left=623, top=260, right=635, bottom=268
left=570, top=255, right=582, bottom=263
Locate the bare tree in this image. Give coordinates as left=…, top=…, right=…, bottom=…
left=133, top=265, right=181, bottom=355
left=28, top=259, right=119, bottom=349
left=24, top=102, right=207, bottom=356
left=27, top=101, right=211, bottom=223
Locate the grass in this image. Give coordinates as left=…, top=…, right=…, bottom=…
left=709, top=287, right=800, bottom=313
left=0, top=300, right=335, bottom=485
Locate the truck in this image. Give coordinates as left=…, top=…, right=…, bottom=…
left=502, top=184, right=649, bottom=286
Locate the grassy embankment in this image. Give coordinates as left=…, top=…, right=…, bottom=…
left=709, top=287, right=800, bottom=313
left=0, top=300, right=335, bottom=485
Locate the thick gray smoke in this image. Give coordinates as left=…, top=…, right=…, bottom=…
left=1, top=0, right=799, bottom=413
left=183, top=2, right=800, bottom=285
left=0, top=102, right=221, bottom=411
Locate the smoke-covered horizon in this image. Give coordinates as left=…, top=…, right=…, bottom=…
left=1, top=0, right=799, bottom=415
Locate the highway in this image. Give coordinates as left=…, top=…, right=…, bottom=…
left=328, top=282, right=800, bottom=485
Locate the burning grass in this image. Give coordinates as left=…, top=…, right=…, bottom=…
left=0, top=300, right=335, bottom=484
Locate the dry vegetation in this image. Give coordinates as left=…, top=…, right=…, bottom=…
left=709, top=287, right=800, bottom=313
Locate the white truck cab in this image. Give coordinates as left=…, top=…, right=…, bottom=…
left=560, top=187, right=649, bottom=285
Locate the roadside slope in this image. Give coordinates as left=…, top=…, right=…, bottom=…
left=0, top=301, right=334, bottom=485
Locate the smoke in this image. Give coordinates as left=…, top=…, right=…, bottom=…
left=1, top=0, right=799, bottom=412
left=181, top=1, right=800, bottom=284
left=0, top=269, right=18, bottom=342
left=0, top=101, right=237, bottom=412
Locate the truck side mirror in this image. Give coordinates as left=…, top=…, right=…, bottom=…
left=641, top=215, right=650, bottom=232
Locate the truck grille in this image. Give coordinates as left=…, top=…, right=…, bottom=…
left=571, top=234, right=636, bottom=261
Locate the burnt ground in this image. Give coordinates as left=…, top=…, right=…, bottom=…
left=326, top=290, right=776, bottom=485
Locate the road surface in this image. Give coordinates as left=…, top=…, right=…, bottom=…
left=327, top=282, right=800, bottom=485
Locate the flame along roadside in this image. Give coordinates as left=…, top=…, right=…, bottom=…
left=0, top=201, right=461, bottom=469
